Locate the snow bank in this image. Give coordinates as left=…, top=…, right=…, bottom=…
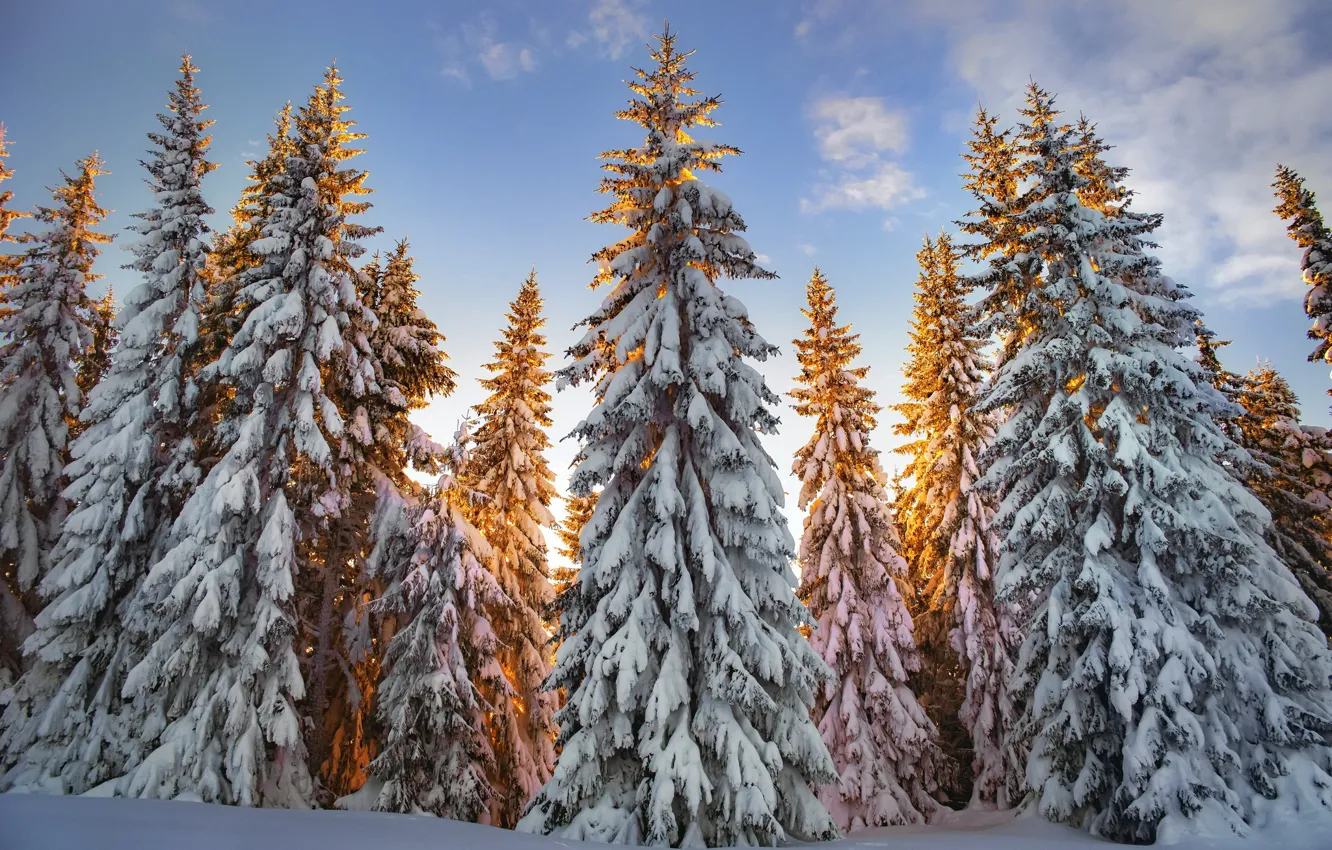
left=1, top=795, right=1327, bottom=850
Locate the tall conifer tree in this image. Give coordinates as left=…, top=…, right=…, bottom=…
left=894, top=235, right=1018, bottom=806
left=792, top=268, right=945, bottom=829
left=465, top=269, right=559, bottom=825
left=519, top=27, right=837, bottom=847
left=975, top=84, right=1332, bottom=842
left=0, top=153, right=111, bottom=623
left=118, top=66, right=376, bottom=808
left=0, top=56, right=216, bottom=795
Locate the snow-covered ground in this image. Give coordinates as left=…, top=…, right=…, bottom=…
left=1, top=795, right=1328, bottom=850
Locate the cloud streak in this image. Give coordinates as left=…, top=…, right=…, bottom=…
left=802, top=95, right=923, bottom=217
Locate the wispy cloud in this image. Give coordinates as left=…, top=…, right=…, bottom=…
left=794, top=0, right=842, bottom=40
left=429, top=14, right=540, bottom=84
left=798, top=243, right=818, bottom=256
left=569, top=0, right=649, bottom=60
left=913, top=0, right=1332, bottom=305
left=802, top=95, right=923, bottom=219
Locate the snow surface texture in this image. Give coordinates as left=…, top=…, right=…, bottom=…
left=3, top=794, right=1331, bottom=850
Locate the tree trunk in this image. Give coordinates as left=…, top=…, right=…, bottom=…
left=304, top=523, right=349, bottom=789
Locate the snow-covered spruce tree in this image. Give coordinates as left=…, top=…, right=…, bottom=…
left=1234, top=363, right=1332, bottom=639
left=463, top=268, right=559, bottom=825
left=976, top=84, right=1332, bottom=842
left=792, top=268, right=947, bottom=829
left=361, top=428, right=508, bottom=821
left=0, top=124, right=32, bottom=681
left=893, top=234, right=1019, bottom=807
left=0, top=152, right=111, bottom=630
left=117, top=66, right=378, bottom=808
left=1272, top=166, right=1332, bottom=386
left=0, top=56, right=217, bottom=796
left=518, top=27, right=838, bottom=847
left=308, top=238, right=455, bottom=801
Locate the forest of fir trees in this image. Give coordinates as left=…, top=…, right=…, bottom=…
left=0, top=24, right=1330, bottom=850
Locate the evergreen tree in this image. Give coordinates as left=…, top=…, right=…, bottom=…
left=0, top=152, right=111, bottom=620
left=118, top=66, right=376, bottom=808
left=554, top=491, right=597, bottom=597
left=0, top=56, right=217, bottom=795
left=0, top=124, right=32, bottom=682
left=893, top=235, right=1019, bottom=807
left=1234, top=363, right=1332, bottom=639
left=976, top=84, right=1332, bottom=842
left=792, top=268, right=945, bottom=829
left=361, top=432, right=506, bottom=821
left=1194, top=323, right=1239, bottom=400
left=1272, top=166, right=1332, bottom=386
left=518, top=27, right=838, bottom=847
left=464, top=269, right=559, bottom=825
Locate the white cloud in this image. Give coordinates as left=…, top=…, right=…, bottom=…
left=917, top=0, right=1332, bottom=304
left=755, top=253, right=773, bottom=264
left=810, top=96, right=909, bottom=166
left=798, top=243, right=818, bottom=256
left=803, top=162, right=922, bottom=213
left=803, top=95, right=922, bottom=214
left=479, top=43, right=537, bottom=80
left=582, top=0, right=649, bottom=60
left=429, top=15, right=540, bottom=84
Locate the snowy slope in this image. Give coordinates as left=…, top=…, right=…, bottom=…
left=1, top=795, right=1328, bottom=850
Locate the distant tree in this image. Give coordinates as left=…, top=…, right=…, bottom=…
left=464, top=269, right=558, bottom=825
left=1235, top=363, right=1332, bottom=639
left=793, top=268, right=946, bottom=829
left=894, top=234, right=1019, bottom=807
left=552, top=491, right=595, bottom=597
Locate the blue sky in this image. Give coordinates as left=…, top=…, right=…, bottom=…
left=4, top=0, right=1331, bottom=548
